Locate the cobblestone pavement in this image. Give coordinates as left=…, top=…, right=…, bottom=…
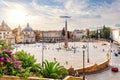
left=14, top=41, right=110, bottom=69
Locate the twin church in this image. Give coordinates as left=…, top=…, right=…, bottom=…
left=0, top=20, right=35, bottom=44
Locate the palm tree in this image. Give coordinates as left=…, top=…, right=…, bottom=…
left=40, top=60, right=68, bottom=79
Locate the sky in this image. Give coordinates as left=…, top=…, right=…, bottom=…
left=0, top=0, right=120, bottom=31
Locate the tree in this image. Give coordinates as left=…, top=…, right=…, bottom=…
left=90, top=26, right=111, bottom=40
left=67, top=31, right=70, bottom=39
left=62, top=27, right=65, bottom=36
left=40, top=60, right=68, bottom=79
left=0, top=40, right=13, bottom=50
left=101, top=25, right=111, bottom=39
left=90, top=31, right=94, bottom=38
left=86, top=29, right=90, bottom=38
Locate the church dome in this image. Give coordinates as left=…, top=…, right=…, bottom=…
left=23, top=23, right=33, bottom=32
left=0, top=20, right=11, bottom=31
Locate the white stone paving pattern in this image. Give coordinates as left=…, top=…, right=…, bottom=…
left=13, top=41, right=110, bottom=69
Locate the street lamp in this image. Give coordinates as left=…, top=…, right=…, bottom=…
left=87, top=41, right=89, bottom=63
left=60, top=16, right=71, bottom=49
left=86, top=29, right=90, bottom=63
left=109, top=37, right=113, bottom=60
left=82, top=45, right=86, bottom=80
left=73, top=36, right=76, bottom=53
left=41, top=31, right=44, bottom=67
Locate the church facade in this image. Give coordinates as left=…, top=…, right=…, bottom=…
left=23, top=23, right=36, bottom=43
left=0, top=20, right=15, bottom=44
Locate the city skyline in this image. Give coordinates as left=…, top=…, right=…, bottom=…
left=0, top=0, right=120, bottom=30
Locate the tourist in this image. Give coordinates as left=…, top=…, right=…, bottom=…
left=54, top=58, right=56, bottom=62
left=66, top=61, right=68, bottom=65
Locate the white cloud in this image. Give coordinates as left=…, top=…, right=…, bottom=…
left=29, top=0, right=90, bottom=30
left=89, top=0, right=120, bottom=27
left=0, top=0, right=120, bottom=30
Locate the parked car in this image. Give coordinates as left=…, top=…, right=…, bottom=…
left=111, top=67, right=119, bottom=72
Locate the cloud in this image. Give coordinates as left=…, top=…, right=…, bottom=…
left=115, top=24, right=120, bottom=27
left=29, top=0, right=90, bottom=30
left=0, top=0, right=120, bottom=30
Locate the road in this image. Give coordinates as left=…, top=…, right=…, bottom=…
left=86, top=43, right=120, bottom=80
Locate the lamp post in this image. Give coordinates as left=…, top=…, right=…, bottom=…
left=82, top=45, right=86, bottom=80
left=87, top=41, right=89, bottom=63
left=60, top=16, right=71, bottom=49
left=86, top=29, right=90, bottom=63
left=109, top=37, right=113, bottom=60
left=42, top=31, right=44, bottom=67
left=73, top=35, right=76, bottom=53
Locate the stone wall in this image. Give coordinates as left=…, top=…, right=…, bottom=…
left=0, top=76, right=52, bottom=80
left=68, top=59, right=110, bottom=75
